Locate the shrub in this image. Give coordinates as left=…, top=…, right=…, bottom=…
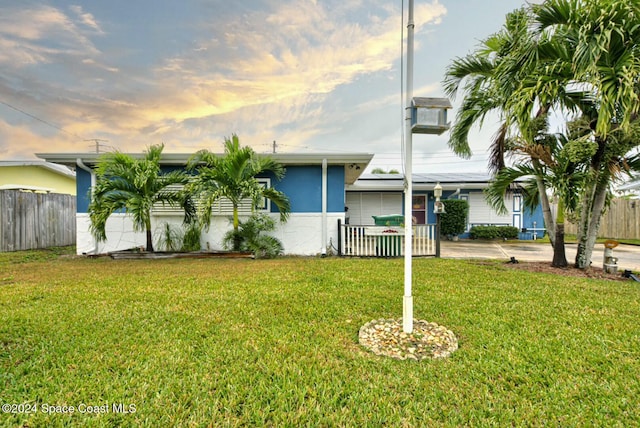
left=182, top=222, right=202, bottom=252
left=498, top=226, right=519, bottom=240
left=223, top=213, right=284, bottom=258
left=155, top=222, right=183, bottom=252
left=155, top=221, right=202, bottom=252
left=441, top=199, right=469, bottom=237
left=470, top=225, right=519, bottom=240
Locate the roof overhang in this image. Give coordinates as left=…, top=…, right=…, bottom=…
left=347, top=173, right=528, bottom=192
left=0, top=160, right=75, bottom=178
left=36, top=152, right=374, bottom=185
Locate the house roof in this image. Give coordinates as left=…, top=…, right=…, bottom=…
left=0, top=160, right=76, bottom=178
left=348, top=172, right=524, bottom=192
left=35, top=152, right=373, bottom=184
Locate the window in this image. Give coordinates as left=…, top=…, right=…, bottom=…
left=412, top=195, right=426, bottom=224
left=209, top=178, right=271, bottom=215
left=152, top=178, right=272, bottom=216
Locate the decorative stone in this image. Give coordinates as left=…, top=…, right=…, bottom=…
left=358, top=318, right=458, bottom=360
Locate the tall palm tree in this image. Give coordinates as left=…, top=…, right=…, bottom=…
left=443, top=8, right=563, bottom=248
left=530, top=0, right=640, bottom=268
left=187, top=135, right=290, bottom=250
left=447, top=0, right=640, bottom=269
left=89, top=144, right=195, bottom=252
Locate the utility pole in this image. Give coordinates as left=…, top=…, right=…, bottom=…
left=85, top=139, right=109, bottom=153
left=272, top=140, right=277, bottom=154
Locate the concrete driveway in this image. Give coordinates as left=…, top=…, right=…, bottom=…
left=440, top=240, right=640, bottom=272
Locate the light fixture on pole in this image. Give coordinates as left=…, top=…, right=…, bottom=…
left=433, top=182, right=445, bottom=258
left=402, top=0, right=451, bottom=334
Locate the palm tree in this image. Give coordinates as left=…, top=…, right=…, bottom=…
left=447, top=0, right=640, bottom=269
left=486, top=123, right=586, bottom=267
left=530, top=0, right=640, bottom=268
left=187, top=134, right=290, bottom=250
left=89, top=144, right=195, bottom=252
left=443, top=8, right=562, bottom=248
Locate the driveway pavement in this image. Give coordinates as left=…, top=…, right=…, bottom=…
left=440, top=240, right=640, bottom=272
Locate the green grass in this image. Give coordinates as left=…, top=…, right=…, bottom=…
left=1, top=251, right=639, bottom=426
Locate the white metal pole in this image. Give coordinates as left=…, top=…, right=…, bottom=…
left=321, top=158, right=328, bottom=256
left=403, top=0, right=415, bottom=334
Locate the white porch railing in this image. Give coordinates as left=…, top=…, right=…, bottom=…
left=338, top=222, right=435, bottom=257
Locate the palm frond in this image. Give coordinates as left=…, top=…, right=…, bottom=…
left=485, top=164, right=537, bottom=215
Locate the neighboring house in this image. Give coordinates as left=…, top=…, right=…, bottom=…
left=346, top=173, right=545, bottom=238
left=0, top=160, right=76, bottom=195
left=36, top=152, right=373, bottom=255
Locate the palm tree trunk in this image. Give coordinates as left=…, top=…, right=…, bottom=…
left=574, top=176, right=596, bottom=269
left=145, top=226, right=154, bottom=252
left=552, top=198, right=567, bottom=267
left=575, top=178, right=608, bottom=269
left=232, top=205, right=241, bottom=251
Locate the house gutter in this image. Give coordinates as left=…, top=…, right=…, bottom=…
left=76, top=158, right=97, bottom=255
left=321, top=158, right=328, bottom=257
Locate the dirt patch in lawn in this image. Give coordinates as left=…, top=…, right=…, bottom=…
left=498, top=261, right=630, bottom=281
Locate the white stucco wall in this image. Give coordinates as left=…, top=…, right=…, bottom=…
left=76, top=213, right=344, bottom=256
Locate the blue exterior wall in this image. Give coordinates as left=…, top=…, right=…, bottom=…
left=273, top=165, right=345, bottom=212
left=75, top=164, right=345, bottom=214
left=521, top=205, right=546, bottom=239
left=77, top=168, right=91, bottom=213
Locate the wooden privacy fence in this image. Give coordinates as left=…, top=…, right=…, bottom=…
left=0, top=190, right=76, bottom=252
left=338, top=222, right=435, bottom=257
left=564, top=199, right=640, bottom=240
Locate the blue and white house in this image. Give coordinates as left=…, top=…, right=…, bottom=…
left=37, top=152, right=374, bottom=256
left=37, top=152, right=545, bottom=256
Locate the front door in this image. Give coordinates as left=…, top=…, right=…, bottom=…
left=412, top=195, right=426, bottom=224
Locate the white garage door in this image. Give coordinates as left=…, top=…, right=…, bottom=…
left=345, top=192, right=402, bottom=225
left=467, top=192, right=512, bottom=225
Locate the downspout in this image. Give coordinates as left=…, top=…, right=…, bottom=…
left=77, top=158, right=97, bottom=255
left=321, top=159, right=328, bottom=257
left=447, top=188, right=461, bottom=199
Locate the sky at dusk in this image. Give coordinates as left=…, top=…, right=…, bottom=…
left=0, top=0, right=532, bottom=172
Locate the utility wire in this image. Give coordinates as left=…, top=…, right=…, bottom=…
left=0, top=99, right=85, bottom=140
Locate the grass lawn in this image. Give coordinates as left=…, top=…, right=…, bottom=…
left=1, top=248, right=639, bottom=427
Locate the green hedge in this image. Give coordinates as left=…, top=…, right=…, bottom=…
left=441, top=199, right=469, bottom=237
left=469, top=225, right=519, bottom=240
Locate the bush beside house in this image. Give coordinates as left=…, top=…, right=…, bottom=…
left=441, top=199, right=469, bottom=238
left=470, top=225, right=519, bottom=240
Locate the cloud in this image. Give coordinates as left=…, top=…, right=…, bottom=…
left=0, top=0, right=448, bottom=159
left=0, top=118, right=79, bottom=159
left=0, top=4, right=102, bottom=67
left=139, top=1, right=447, bottom=135
left=69, top=5, right=104, bottom=34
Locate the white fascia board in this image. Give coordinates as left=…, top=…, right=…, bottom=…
left=37, top=152, right=374, bottom=166
left=0, top=160, right=75, bottom=178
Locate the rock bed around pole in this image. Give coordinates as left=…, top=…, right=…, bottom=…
left=359, top=319, right=458, bottom=360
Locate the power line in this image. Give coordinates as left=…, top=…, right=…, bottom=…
left=0, top=99, right=85, bottom=140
